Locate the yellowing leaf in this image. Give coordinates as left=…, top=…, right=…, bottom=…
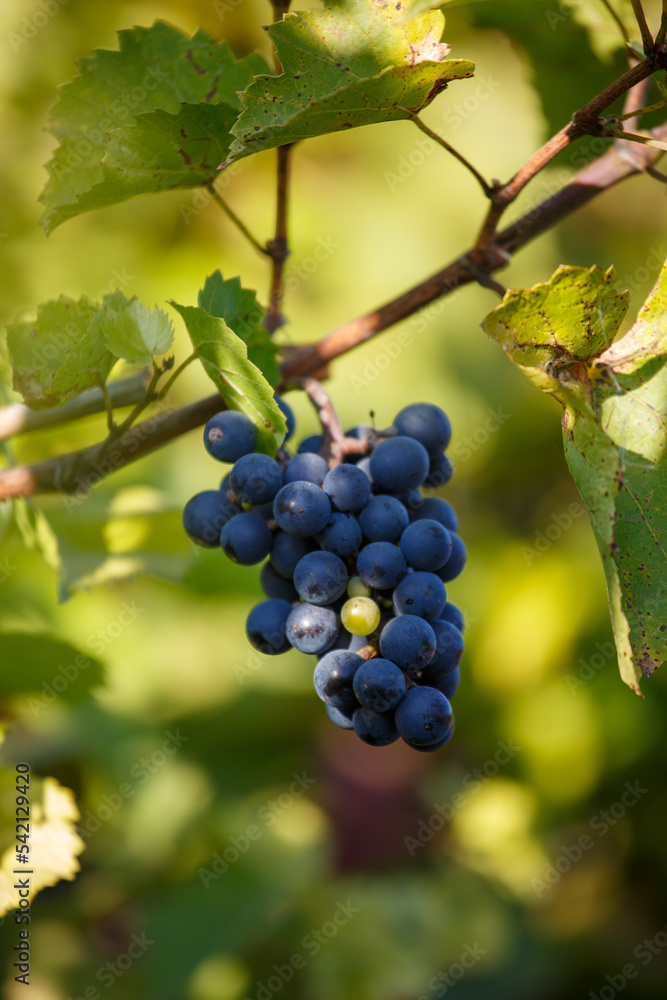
left=483, top=263, right=667, bottom=693
left=0, top=777, right=85, bottom=917
left=227, top=0, right=474, bottom=163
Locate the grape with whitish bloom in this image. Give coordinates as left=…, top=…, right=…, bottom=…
left=186, top=394, right=466, bottom=755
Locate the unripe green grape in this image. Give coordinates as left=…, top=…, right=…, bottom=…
left=341, top=596, right=380, bottom=635
left=347, top=576, right=371, bottom=598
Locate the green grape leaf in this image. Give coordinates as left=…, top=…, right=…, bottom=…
left=89, top=291, right=174, bottom=367
left=170, top=302, right=286, bottom=455
left=5, top=296, right=115, bottom=410
left=198, top=272, right=279, bottom=387
left=482, top=264, right=667, bottom=694
left=40, top=22, right=269, bottom=232
left=103, top=103, right=239, bottom=194
left=0, top=633, right=103, bottom=703
left=226, top=0, right=474, bottom=164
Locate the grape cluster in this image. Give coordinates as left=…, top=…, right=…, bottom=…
left=183, top=399, right=466, bottom=752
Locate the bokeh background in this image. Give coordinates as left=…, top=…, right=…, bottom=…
left=1, top=0, right=667, bottom=997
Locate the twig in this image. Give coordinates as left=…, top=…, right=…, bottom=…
left=0, top=372, right=150, bottom=443
left=645, top=163, right=667, bottom=181
left=598, top=0, right=632, bottom=47
left=156, top=354, right=197, bottom=400
left=265, top=143, right=294, bottom=334
left=264, top=0, right=295, bottom=333
left=473, top=57, right=659, bottom=259
left=205, top=183, right=269, bottom=258
left=630, top=0, right=654, bottom=51
left=0, top=394, right=226, bottom=500
left=100, top=382, right=116, bottom=434
left=410, top=115, right=493, bottom=196
left=283, top=376, right=370, bottom=465
left=657, top=4, right=667, bottom=46
left=110, top=362, right=163, bottom=440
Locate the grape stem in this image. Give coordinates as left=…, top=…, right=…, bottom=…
left=283, top=376, right=397, bottom=466
left=283, top=376, right=364, bottom=466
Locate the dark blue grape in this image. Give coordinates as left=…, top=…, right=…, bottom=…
left=317, top=513, right=362, bottom=557
left=247, top=500, right=276, bottom=521
left=230, top=453, right=283, bottom=505
left=393, top=572, right=446, bottom=620
left=356, top=541, right=407, bottom=590
left=283, top=452, right=329, bottom=487
left=379, top=615, right=436, bottom=674
left=325, top=702, right=354, bottom=730
left=220, top=471, right=233, bottom=495
left=424, top=453, right=453, bottom=489
left=203, top=410, right=257, bottom=463
left=220, top=512, right=273, bottom=565
left=356, top=456, right=373, bottom=481
left=297, top=434, right=323, bottom=454
left=405, top=725, right=455, bottom=752
left=440, top=602, right=465, bottom=632
left=369, top=436, right=430, bottom=493
left=245, top=599, right=292, bottom=654
left=437, top=533, right=467, bottom=582
left=322, top=464, right=371, bottom=512
left=394, top=403, right=451, bottom=456
left=345, top=425, right=372, bottom=440
left=270, top=532, right=313, bottom=578
left=273, top=482, right=331, bottom=536
left=395, top=686, right=453, bottom=747
left=353, top=658, right=406, bottom=712
left=400, top=519, right=452, bottom=571
left=294, top=551, right=348, bottom=605
left=353, top=707, right=399, bottom=747
left=431, top=667, right=460, bottom=700
left=394, top=488, right=422, bottom=514
left=260, top=561, right=299, bottom=602
left=410, top=497, right=458, bottom=533
left=183, top=490, right=240, bottom=547
left=286, top=603, right=339, bottom=654
left=275, top=395, right=295, bottom=441
left=417, top=620, right=464, bottom=680
left=358, top=496, right=409, bottom=543
left=313, top=650, right=363, bottom=711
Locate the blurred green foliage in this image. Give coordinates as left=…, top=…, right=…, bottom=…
left=1, top=1, right=667, bottom=998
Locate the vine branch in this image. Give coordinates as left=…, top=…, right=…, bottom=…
left=1, top=66, right=667, bottom=501
left=265, top=0, right=294, bottom=333
left=265, top=143, right=295, bottom=333
left=630, top=0, right=654, bottom=52
left=0, top=372, right=150, bottom=443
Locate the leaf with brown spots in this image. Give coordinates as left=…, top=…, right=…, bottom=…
left=40, top=23, right=268, bottom=232
left=483, top=263, right=667, bottom=694
left=225, top=0, right=474, bottom=164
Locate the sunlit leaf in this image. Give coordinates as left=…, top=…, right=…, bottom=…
left=226, top=0, right=474, bottom=163
left=90, top=291, right=174, bottom=368
left=40, top=23, right=269, bottom=232
left=482, top=263, right=667, bottom=693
